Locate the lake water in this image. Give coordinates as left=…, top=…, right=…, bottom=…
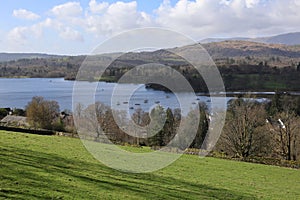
left=0, top=78, right=267, bottom=113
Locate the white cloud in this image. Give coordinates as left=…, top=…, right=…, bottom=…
left=155, top=0, right=300, bottom=38
left=89, top=0, right=109, bottom=13
left=59, top=27, right=84, bottom=41
left=51, top=2, right=83, bottom=18
left=7, top=26, right=28, bottom=45
left=5, top=0, right=300, bottom=54
left=6, top=25, right=44, bottom=52
left=245, top=0, right=260, bottom=8
left=13, top=9, right=40, bottom=20
left=7, top=17, right=84, bottom=49
left=40, top=18, right=84, bottom=42
left=49, top=2, right=86, bottom=34
left=6, top=22, right=47, bottom=49
left=86, top=1, right=152, bottom=36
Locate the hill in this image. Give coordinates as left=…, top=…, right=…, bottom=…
left=256, top=32, right=300, bottom=45
left=88, top=41, right=300, bottom=68
left=0, top=53, right=63, bottom=62
left=200, top=32, right=300, bottom=46
left=0, top=40, right=300, bottom=91
left=1, top=130, right=300, bottom=199
left=203, top=40, right=300, bottom=57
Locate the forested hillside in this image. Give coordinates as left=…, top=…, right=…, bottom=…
left=1, top=41, right=300, bottom=92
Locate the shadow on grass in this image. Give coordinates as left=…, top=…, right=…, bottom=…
left=0, top=146, right=257, bottom=199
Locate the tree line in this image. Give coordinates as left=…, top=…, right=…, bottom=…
left=3, top=93, right=300, bottom=165
left=72, top=93, right=300, bottom=163
left=73, top=101, right=209, bottom=149
left=1, top=53, right=300, bottom=92
left=217, top=93, right=300, bottom=162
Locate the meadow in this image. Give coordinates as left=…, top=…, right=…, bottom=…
left=1, top=130, right=300, bottom=199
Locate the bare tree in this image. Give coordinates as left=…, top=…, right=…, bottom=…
left=131, top=108, right=150, bottom=145
left=81, top=102, right=128, bottom=143
left=267, top=111, right=300, bottom=160
left=220, top=99, right=270, bottom=158
left=77, top=103, right=104, bottom=141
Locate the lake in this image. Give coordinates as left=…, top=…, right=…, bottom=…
left=0, top=78, right=267, bottom=113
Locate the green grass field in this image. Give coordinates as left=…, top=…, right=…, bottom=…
left=1, top=130, right=300, bottom=199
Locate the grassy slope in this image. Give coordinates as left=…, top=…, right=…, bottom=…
left=1, top=131, right=300, bottom=200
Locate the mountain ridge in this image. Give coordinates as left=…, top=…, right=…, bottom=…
left=200, top=32, right=300, bottom=46
left=0, top=53, right=64, bottom=62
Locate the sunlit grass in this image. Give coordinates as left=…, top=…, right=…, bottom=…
left=1, top=130, right=300, bottom=199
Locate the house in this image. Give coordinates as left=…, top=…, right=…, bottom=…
left=0, top=115, right=29, bottom=127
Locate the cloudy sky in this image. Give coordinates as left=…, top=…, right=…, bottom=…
left=1, top=0, right=300, bottom=55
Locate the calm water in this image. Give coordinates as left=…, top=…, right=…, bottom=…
left=0, top=78, right=264, bottom=113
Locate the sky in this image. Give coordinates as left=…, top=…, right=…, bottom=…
left=1, top=0, right=300, bottom=55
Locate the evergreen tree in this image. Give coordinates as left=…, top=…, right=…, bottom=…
left=268, top=91, right=283, bottom=116
left=148, top=105, right=166, bottom=147
left=191, top=103, right=209, bottom=149
left=162, top=108, right=175, bottom=145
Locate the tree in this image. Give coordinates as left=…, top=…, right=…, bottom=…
left=295, top=97, right=300, bottom=116
left=77, top=102, right=105, bottom=141
left=173, top=108, right=181, bottom=131
left=267, top=92, right=300, bottom=117
left=99, top=103, right=126, bottom=143
left=267, top=91, right=283, bottom=116
left=163, top=108, right=176, bottom=145
left=131, top=108, right=150, bottom=145
left=13, top=108, right=26, bottom=116
left=220, top=99, right=270, bottom=158
left=147, top=105, right=166, bottom=147
left=172, top=107, right=200, bottom=150
left=190, top=103, right=209, bottom=149
left=26, top=96, right=60, bottom=130
left=267, top=110, right=300, bottom=161
left=0, top=108, right=9, bottom=119
left=265, top=93, right=300, bottom=160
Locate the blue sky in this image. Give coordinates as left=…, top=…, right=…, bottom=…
left=0, top=0, right=300, bottom=55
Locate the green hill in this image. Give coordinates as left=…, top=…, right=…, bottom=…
left=0, top=53, right=63, bottom=62
left=1, top=130, right=300, bottom=199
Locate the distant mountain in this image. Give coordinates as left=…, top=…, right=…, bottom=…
left=200, top=32, right=300, bottom=46
left=200, top=37, right=250, bottom=44
left=259, top=32, right=300, bottom=45
left=0, top=53, right=62, bottom=62
left=1, top=39, right=300, bottom=82
left=201, top=40, right=300, bottom=58
left=168, top=40, right=300, bottom=60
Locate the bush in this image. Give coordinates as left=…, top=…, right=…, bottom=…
left=0, top=108, right=9, bottom=119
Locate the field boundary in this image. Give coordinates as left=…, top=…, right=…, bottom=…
left=0, top=125, right=55, bottom=135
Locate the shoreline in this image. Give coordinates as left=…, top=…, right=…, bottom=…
left=1, top=76, right=300, bottom=97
